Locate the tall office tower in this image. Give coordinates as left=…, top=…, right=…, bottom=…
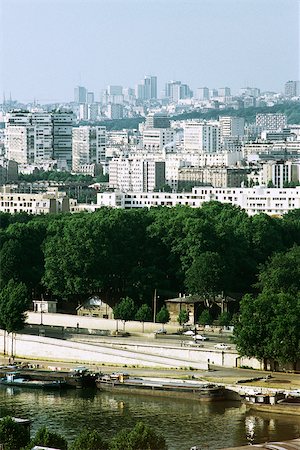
left=145, top=112, right=170, bottom=129
left=123, top=87, right=136, bottom=103
left=5, top=126, right=29, bottom=163
left=107, top=85, right=123, bottom=96
left=165, top=81, right=179, bottom=101
left=31, top=112, right=53, bottom=161
left=74, top=86, right=87, bottom=103
left=87, top=92, right=95, bottom=104
left=240, top=87, right=261, bottom=97
left=209, top=88, right=218, bottom=98
left=196, top=87, right=210, bottom=100
left=256, top=113, right=287, bottom=131
left=107, top=104, right=124, bottom=119
left=136, top=83, right=145, bottom=100
left=285, top=80, right=300, bottom=97
left=52, top=112, right=75, bottom=168
left=184, top=121, right=220, bottom=153
left=180, top=84, right=193, bottom=99
left=79, top=104, right=89, bottom=121
left=219, top=116, right=245, bottom=140
left=218, top=87, right=231, bottom=97
left=5, top=111, right=53, bottom=163
left=144, top=75, right=157, bottom=100
left=72, top=125, right=106, bottom=171
left=107, top=85, right=123, bottom=104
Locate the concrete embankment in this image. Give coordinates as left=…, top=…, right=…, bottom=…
left=24, top=312, right=261, bottom=370
left=0, top=332, right=210, bottom=369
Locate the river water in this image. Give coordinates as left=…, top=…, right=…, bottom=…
left=0, top=386, right=299, bottom=450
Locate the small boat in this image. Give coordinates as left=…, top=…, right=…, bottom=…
left=0, top=372, right=66, bottom=389
left=243, top=390, right=300, bottom=415
left=96, top=373, right=227, bottom=401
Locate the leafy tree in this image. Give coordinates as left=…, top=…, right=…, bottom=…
left=0, top=280, right=29, bottom=356
left=156, top=306, right=170, bottom=328
left=109, top=421, right=168, bottom=450
left=257, top=245, right=300, bottom=295
left=113, top=297, right=136, bottom=330
left=234, top=292, right=300, bottom=367
left=0, top=280, right=29, bottom=334
left=0, top=416, right=30, bottom=450
left=135, top=304, right=152, bottom=332
left=71, top=429, right=107, bottom=450
left=185, top=252, right=225, bottom=305
left=197, top=309, right=213, bottom=326
left=177, top=309, right=189, bottom=326
left=218, top=311, right=232, bottom=327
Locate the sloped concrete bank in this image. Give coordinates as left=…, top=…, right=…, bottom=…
left=0, top=332, right=209, bottom=369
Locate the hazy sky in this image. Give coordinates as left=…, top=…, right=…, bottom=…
left=0, top=0, right=299, bottom=103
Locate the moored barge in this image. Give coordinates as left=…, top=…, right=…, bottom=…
left=96, top=373, right=228, bottom=401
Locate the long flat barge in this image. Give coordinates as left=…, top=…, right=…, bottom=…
left=96, top=374, right=231, bottom=401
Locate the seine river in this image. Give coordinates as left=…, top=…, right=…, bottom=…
left=0, top=386, right=299, bottom=449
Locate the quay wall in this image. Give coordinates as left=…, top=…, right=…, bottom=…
left=0, top=329, right=261, bottom=370
left=0, top=333, right=210, bottom=369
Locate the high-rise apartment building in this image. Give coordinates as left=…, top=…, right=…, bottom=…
left=72, top=125, right=106, bottom=171
left=107, top=104, right=124, bottom=119
left=196, top=87, right=209, bottom=100
left=145, top=112, right=170, bottom=129
left=218, top=87, right=231, bottom=97
left=5, top=111, right=53, bottom=163
left=219, top=116, right=245, bottom=140
left=109, top=157, right=165, bottom=192
left=240, top=87, right=261, bottom=98
left=256, top=113, right=287, bottom=131
left=87, top=92, right=95, bottom=104
left=136, top=76, right=157, bottom=101
left=165, top=81, right=192, bottom=102
left=184, top=121, right=220, bottom=153
left=74, top=86, right=87, bottom=103
left=52, top=112, right=75, bottom=167
left=285, top=80, right=300, bottom=97
left=144, top=76, right=157, bottom=100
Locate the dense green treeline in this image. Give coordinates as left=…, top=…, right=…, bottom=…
left=1, top=203, right=300, bottom=312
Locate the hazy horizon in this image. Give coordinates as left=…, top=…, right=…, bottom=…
left=0, top=0, right=299, bottom=103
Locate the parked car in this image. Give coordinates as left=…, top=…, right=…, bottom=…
left=193, top=334, right=208, bottom=341
left=154, top=328, right=167, bottom=335
left=183, top=330, right=195, bottom=336
left=214, top=343, right=231, bottom=350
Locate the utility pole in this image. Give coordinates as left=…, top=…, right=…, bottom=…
left=153, top=289, right=157, bottom=323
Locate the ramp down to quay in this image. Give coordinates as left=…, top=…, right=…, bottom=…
left=0, top=333, right=209, bottom=370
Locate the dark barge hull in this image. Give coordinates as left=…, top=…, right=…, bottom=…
left=96, top=380, right=227, bottom=401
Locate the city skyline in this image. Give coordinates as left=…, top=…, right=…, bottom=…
left=0, top=0, right=299, bottom=103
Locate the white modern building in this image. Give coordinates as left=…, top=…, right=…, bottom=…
left=5, top=111, right=53, bottom=164
left=96, top=186, right=300, bottom=216
left=219, top=116, right=245, bottom=140
left=256, top=113, right=287, bottom=131
left=72, top=126, right=106, bottom=172
left=184, top=121, right=220, bottom=152
left=109, top=157, right=165, bottom=192
left=143, top=128, right=175, bottom=152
